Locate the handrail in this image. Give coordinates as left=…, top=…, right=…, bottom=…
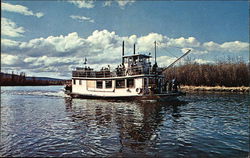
left=72, top=65, right=158, bottom=78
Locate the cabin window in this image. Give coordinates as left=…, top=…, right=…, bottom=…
left=105, top=80, right=112, bottom=88
left=96, top=81, right=103, bottom=89
left=126, top=78, right=134, bottom=88
left=79, top=80, right=82, bottom=85
left=116, top=79, right=125, bottom=88
left=73, top=79, right=76, bottom=85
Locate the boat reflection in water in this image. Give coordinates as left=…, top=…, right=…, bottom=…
left=64, top=97, right=187, bottom=157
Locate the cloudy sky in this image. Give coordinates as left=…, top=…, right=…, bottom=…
left=1, top=0, right=248, bottom=79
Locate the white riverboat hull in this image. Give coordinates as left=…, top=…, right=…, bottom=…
left=68, top=91, right=185, bottom=101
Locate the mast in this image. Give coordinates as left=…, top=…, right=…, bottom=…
left=154, top=41, right=158, bottom=93
left=122, top=41, right=124, bottom=64
left=154, top=41, right=157, bottom=65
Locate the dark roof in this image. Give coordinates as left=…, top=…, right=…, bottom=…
left=123, top=54, right=152, bottom=58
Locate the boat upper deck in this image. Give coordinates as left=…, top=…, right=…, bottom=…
left=72, top=65, right=163, bottom=78
left=72, top=51, right=164, bottom=79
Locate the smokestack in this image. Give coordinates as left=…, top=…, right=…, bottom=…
left=122, top=41, right=124, bottom=56
left=134, top=43, right=136, bottom=55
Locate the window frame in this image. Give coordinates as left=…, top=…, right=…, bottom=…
left=96, top=80, right=103, bottom=89
left=126, top=78, right=135, bottom=88
left=115, top=79, right=125, bottom=88
left=105, top=80, right=112, bottom=89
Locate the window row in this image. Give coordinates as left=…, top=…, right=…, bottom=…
left=73, top=79, right=135, bottom=89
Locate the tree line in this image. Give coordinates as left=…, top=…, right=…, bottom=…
left=163, top=61, right=249, bottom=87
left=0, top=71, right=67, bottom=86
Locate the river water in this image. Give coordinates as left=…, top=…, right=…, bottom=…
left=0, top=86, right=249, bottom=157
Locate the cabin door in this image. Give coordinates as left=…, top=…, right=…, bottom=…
left=144, top=78, right=148, bottom=89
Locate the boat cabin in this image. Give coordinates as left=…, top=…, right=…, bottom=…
left=71, top=43, right=166, bottom=97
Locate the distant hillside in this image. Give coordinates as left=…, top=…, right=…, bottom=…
left=26, top=76, right=65, bottom=81
left=0, top=72, right=69, bottom=86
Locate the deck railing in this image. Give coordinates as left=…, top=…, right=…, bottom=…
left=72, top=66, right=161, bottom=78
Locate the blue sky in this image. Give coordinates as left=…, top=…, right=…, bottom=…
left=1, top=0, right=249, bottom=78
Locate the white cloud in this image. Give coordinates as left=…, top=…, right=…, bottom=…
left=2, top=38, right=20, bottom=47
left=181, top=48, right=208, bottom=54
left=1, top=53, right=20, bottom=65
left=103, top=1, right=112, bottom=7
left=24, top=56, right=79, bottom=67
left=18, top=32, right=88, bottom=57
left=203, top=41, right=249, bottom=52
left=35, top=12, right=44, bottom=18
left=157, top=56, right=177, bottom=67
left=220, top=41, right=249, bottom=52
left=167, top=37, right=200, bottom=48
left=2, top=2, right=44, bottom=18
left=137, top=33, right=166, bottom=52
left=203, top=41, right=220, bottom=51
left=70, top=15, right=95, bottom=23
left=117, top=0, right=135, bottom=8
left=1, top=17, right=25, bottom=37
left=68, top=0, right=94, bottom=8
left=103, top=0, right=135, bottom=8
left=194, top=59, right=214, bottom=64
left=2, top=29, right=248, bottom=78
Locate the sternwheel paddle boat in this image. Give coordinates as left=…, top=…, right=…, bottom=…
left=65, top=41, right=191, bottom=101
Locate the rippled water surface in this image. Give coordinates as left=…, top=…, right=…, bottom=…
left=1, top=86, right=249, bottom=157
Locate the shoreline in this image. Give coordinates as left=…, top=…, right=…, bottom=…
left=0, top=84, right=64, bottom=87
left=1, top=85, right=249, bottom=93
left=180, top=85, right=249, bottom=93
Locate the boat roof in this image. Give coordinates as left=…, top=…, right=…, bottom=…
left=123, top=54, right=151, bottom=58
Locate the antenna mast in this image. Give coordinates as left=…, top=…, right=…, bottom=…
left=154, top=41, right=157, bottom=65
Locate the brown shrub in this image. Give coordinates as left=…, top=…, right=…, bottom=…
left=163, top=61, right=249, bottom=87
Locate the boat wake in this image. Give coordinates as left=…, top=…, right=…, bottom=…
left=3, top=89, right=68, bottom=98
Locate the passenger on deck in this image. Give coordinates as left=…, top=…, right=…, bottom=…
left=168, top=80, right=172, bottom=92
left=163, top=81, right=168, bottom=92
left=172, top=78, right=180, bottom=92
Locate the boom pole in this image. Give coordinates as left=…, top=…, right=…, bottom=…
left=164, top=49, right=191, bottom=70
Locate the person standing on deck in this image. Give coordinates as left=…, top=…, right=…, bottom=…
left=172, top=78, right=180, bottom=92
left=168, top=80, right=172, bottom=92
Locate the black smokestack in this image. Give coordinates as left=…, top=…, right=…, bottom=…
left=122, top=41, right=124, bottom=56
left=134, top=43, right=135, bottom=55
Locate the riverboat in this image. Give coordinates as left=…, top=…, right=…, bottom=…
left=65, top=41, right=190, bottom=101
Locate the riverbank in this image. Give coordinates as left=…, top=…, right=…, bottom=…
left=0, top=72, right=68, bottom=86
left=164, top=62, right=249, bottom=87
left=180, top=85, right=249, bottom=93
left=0, top=84, right=64, bottom=86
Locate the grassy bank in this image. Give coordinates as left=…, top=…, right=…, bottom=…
left=180, top=85, right=249, bottom=93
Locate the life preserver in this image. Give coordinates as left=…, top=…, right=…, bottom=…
left=136, top=88, right=142, bottom=94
